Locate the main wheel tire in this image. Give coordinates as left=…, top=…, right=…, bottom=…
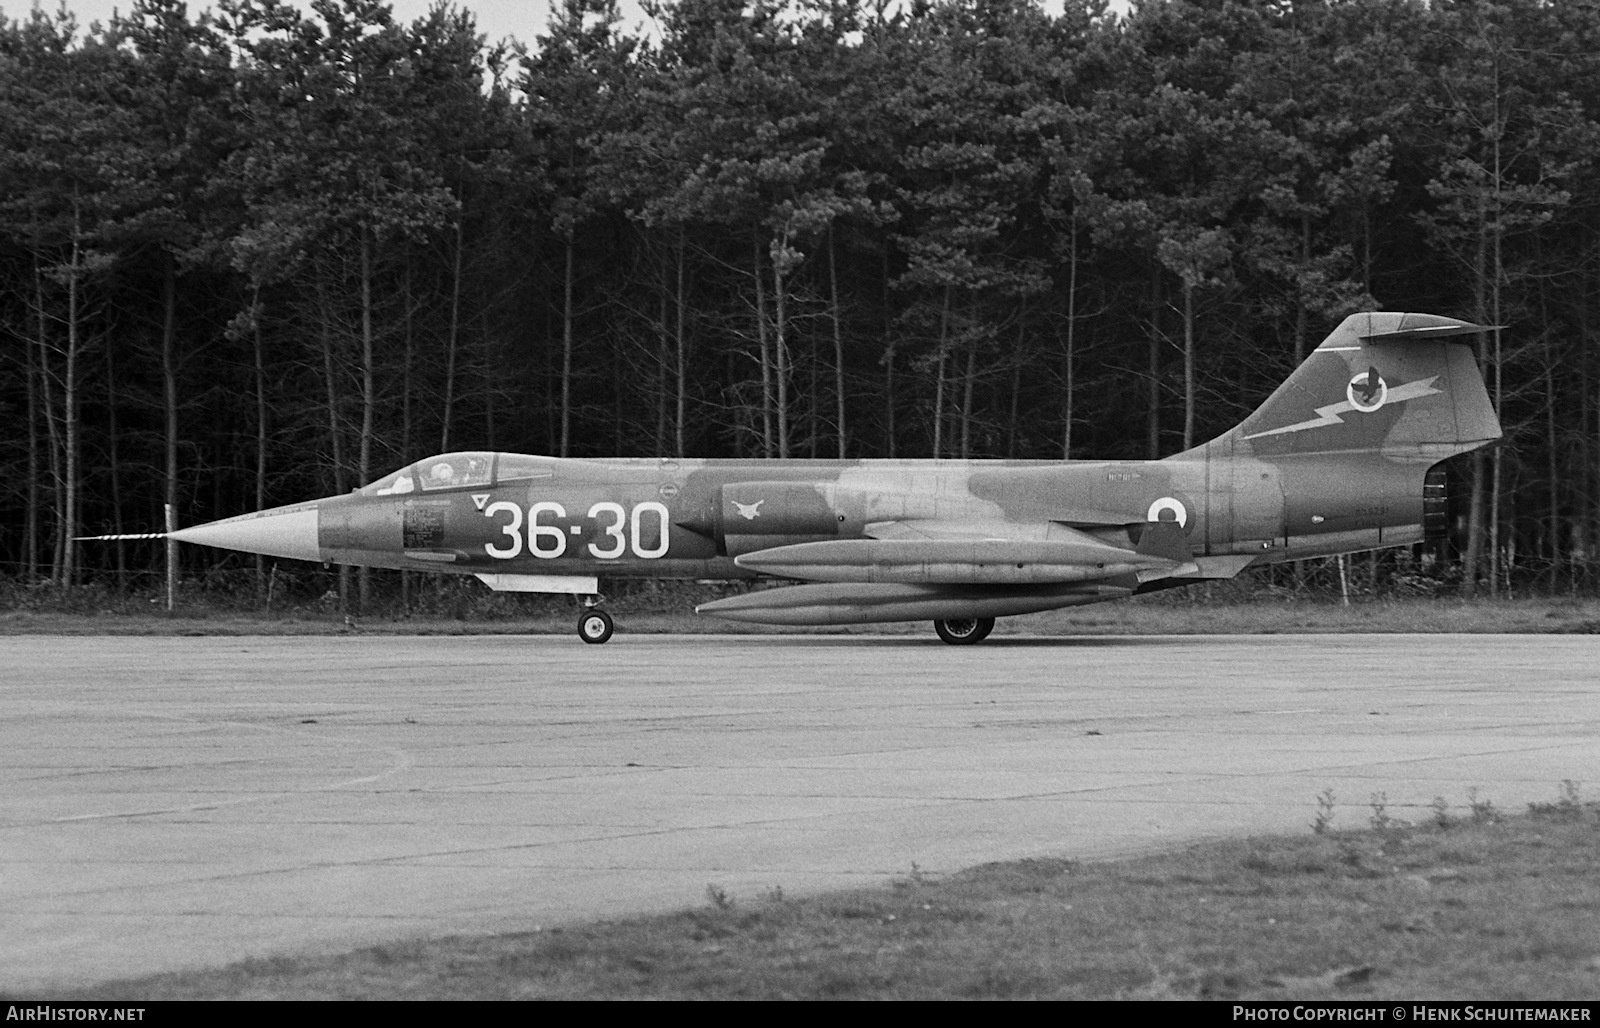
left=934, top=616, right=995, bottom=645
left=578, top=609, right=615, bottom=645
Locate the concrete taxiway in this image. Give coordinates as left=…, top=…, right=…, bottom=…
left=3, top=632, right=1598, bottom=991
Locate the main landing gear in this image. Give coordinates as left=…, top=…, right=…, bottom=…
left=577, top=595, right=614, bottom=644
left=933, top=617, right=995, bottom=645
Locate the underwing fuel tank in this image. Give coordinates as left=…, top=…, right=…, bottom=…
left=695, top=581, right=1133, bottom=626
left=733, top=538, right=1175, bottom=585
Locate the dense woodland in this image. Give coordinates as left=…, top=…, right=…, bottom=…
left=4, top=0, right=1600, bottom=606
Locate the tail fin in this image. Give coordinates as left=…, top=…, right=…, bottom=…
left=1203, top=312, right=1501, bottom=461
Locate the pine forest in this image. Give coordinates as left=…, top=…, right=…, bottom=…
left=4, top=0, right=1599, bottom=608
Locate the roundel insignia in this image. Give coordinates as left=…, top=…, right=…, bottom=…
left=1146, top=496, right=1188, bottom=527
left=658, top=482, right=680, bottom=500
left=1347, top=367, right=1388, bottom=413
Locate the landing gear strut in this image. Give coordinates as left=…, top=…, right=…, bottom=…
left=577, top=595, right=614, bottom=644
left=934, top=617, right=995, bottom=645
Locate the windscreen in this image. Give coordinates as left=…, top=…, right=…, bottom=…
left=358, top=452, right=495, bottom=495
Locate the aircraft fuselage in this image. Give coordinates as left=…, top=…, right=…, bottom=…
left=189, top=450, right=1433, bottom=581
left=157, top=313, right=1501, bottom=643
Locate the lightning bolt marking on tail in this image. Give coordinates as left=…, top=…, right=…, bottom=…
left=1243, top=376, right=1440, bottom=441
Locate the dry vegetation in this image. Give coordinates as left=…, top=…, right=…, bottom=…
left=57, top=789, right=1600, bottom=1000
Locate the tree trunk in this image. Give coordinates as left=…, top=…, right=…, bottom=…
left=1007, top=349, right=1021, bottom=460
left=1536, top=257, right=1559, bottom=592
left=104, top=328, right=126, bottom=587
left=675, top=232, right=687, bottom=456
left=807, top=324, right=819, bottom=459
left=358, top=229, right=377, bottom=613
left=1460, top=188, right=1491, bottom=598
left=1147, top=271, right=1162, bottom=460
left=481, top=309, right=496, bottom=449
left=655, top=252, right=669, bottom=453
left=1061, top=220, right=1079, bottom=460
left=773, top=246, right=790, bottom=459
left=960, top=346, right=975, bottom=459
left=399, top=263, right=415, bottom=613
left=882, top=251, right=896, bottom=459
left=440, top=216, right=464, bottom=452
left=1546, top=358, right=1560, bottom=590
left=25, top=296, right=40, bottom=581
left=358, top=233, right=372, bottom=489
left=1584, top=234, right=1596, bottom=595
left=253, top=287, right=268, bottom=603
left=162, top=253, right=180, bottom=601
left=317, top=289, right=348, bottom=613
left=933, top=286, right=951, bottom=459
left=560, top=231, right=574, bottom=458
left=34, top=259, right=66, bottom=582
left=753, top=235, right=773, bottom=457
left=614, top=315, right=626, bottom=454
left=1488, top=91, right=1506, bottom=597
left=1182, top=277, right=1196, bottom=452
left=61, top=208, right=84, bottom=588
left=1293, top=217, right=1310, bottom=594
left=829, top=228, right=846, bottom=459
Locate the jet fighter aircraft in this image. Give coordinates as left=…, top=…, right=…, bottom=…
left=157, top=312, right=1501, bottom=644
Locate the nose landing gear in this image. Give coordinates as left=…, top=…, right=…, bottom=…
left=578, top=595, right=614, bottom=644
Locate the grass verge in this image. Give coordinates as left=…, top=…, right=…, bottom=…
left=52, top=791, right=1600, bottom=1000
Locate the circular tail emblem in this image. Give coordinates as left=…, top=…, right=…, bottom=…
left=1347, top=366, right=1388, bottom=412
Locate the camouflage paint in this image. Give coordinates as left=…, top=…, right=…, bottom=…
left=169, top=313, right=1500, bottom=630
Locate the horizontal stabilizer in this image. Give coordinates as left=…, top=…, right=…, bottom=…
left=1358, top=319, right=1497, bottom=343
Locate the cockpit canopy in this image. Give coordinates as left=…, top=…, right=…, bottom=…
left=359, top=452, right=493, bottom=496
left=358, top=452, right=554, bottom=496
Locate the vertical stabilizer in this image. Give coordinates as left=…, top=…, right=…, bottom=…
left=1203, top=313, right=1500, bottom=462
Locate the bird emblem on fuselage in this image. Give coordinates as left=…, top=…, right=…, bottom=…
left=733, top=499, right=765, bottom=521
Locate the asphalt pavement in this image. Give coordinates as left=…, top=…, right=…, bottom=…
left=3, top=632, right=1596, bottom=991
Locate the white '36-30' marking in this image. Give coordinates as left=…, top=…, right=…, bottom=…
left=484, top=501, right=670, bottom=560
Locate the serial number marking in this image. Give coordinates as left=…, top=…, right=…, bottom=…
left=484, top=501, right=670, bottom=561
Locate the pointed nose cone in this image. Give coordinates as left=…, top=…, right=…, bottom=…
left=170, top=504, right=323, bottom=562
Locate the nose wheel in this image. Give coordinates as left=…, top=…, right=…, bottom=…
left=934, top=617, right=994, bottom=645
